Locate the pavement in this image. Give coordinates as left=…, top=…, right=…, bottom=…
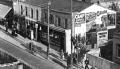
left=0, top=37, right=64, bottom=69
left=0, top=25, right=98, bottom=69
left=0, top=25, right=68, bottom=68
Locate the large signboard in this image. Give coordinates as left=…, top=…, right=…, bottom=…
left=97, top=30, right=108, bottom=47
left=73, top=12, right=85, bottom=26
left=73, top=11, right=116, bottom=33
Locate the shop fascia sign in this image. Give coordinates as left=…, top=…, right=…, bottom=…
left=74, top=10, right=107, bottom=24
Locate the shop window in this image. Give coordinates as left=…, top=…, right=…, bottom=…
left=25, top=6, right=28, bottom=16
left=64, top=18, right=68, bottom=29
left=50, top=14, right=54, bottom=24
left=58, top=17, right=61, bottom=26
left=117, top=44, right=120, bottom=57
left=36, top=9, right=39, bottom=20
left=31, top=8, right=33, bottom=18
left=21, top=5, right=23, bottom=15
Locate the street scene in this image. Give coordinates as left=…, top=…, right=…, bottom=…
left=0, top=0, right=120, bottom=69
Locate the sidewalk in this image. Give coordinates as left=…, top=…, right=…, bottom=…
left=0, top=25, right=98, bottom=69
left=0, top=25, right=67, bottom=68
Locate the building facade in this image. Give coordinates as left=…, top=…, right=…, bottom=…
left=113, top=32, right=120, bottom=64
left=13, top=0, right=116, bottom=54
left=13, top=0, right=91, bottom=54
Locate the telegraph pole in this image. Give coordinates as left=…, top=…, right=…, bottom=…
left=70, top=0, right=74, bottom=69
left=47, top=1, right=51, bottom=59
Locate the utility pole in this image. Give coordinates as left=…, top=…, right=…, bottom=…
left=47, top=1, right=51, bottom=59
left=70, top=0, right=74, bottom=69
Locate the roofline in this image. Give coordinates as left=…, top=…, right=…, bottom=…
left=19, top=1, right=72, bottom=14
left=50, top=9, right=71, bottom=14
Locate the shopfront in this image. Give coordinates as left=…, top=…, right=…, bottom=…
left=14, top=15, right=26, bottom=37
left=38, top=23, right=66, bottom=51
left=13, top=16, right=37, bottom=39
left=25, top=17, right=37, bottom=40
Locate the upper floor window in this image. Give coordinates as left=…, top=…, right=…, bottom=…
left=25, top=6, right=28, bottom=16
left=44, top=12, right=47, bottom=22
left=36, top=10, right=39, bottom=20
left=31, top=8, right=33, bottom=18
left=50, top=14, right=54, bottom=24
left=58, top=17, right=61, bottom=26
left=21, top=5, right=23, bottom=15
left=65, top=18, right=68, bottom=28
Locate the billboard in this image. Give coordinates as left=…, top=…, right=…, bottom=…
left=97, top=30, right=108, bottom=47
left=72, top=12, right=85, bottom=26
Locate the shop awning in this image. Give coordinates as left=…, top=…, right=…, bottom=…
left=0, top=4, right=12, bottom=19
left=39, top=22, right=65, bottom=33
left=25, top=17, right=37, bottom=22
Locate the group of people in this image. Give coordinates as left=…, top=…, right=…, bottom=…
left=4, top=20, right=18, bottom=36
left=60, top=50, right=90, bottom=69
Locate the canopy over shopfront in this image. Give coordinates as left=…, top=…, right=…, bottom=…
left=0, top=4, right=12, bottom=19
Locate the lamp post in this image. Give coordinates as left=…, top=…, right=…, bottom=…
left=70, top=0, right=74, bottom=69
left=47, top=1, right=51, bottom=59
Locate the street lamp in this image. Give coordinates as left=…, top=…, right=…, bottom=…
left=47, top=1, right=51, bottom=59
left=71, top=0, right=74, bottom=69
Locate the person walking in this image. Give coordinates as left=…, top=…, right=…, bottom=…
left=85, top=57, right=89, bottom=69
left=67, top=54, right=71, bottom=69
left=60, top=49, right=64, bottom=60
left=5, top=21, right=8, bottom=32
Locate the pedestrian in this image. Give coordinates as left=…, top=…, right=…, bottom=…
left=60, top=49, right=64, bottom=60
left=67, top=54, right=71, bottom=69
left=13, top=26, right=16, bottom=36
left=85, top=57, right=89, bottom=69
left=5, top=21, right=8, bottom=32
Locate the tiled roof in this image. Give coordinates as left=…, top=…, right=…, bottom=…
left=22, top=0, right=91, bottom=13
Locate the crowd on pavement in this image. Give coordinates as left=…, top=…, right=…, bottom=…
left=0, top=21, right=98, bottom=69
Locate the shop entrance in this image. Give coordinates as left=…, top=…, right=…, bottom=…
left=38, top=24, right=65, bottom=52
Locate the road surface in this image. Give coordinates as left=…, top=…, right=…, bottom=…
left=0, top=37, right=64, bottom=69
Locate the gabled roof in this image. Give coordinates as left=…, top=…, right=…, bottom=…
left=22, top=0, right=91, bottom=13
left=80, top=4, right=116, bottom=13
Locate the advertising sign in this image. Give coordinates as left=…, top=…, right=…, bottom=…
left=73, top=12, right=85, bottom=26
left=97, top=30, right=108, bottom=47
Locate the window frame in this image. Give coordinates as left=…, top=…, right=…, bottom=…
left=36, top=9, right=39, bottom=20
left=21, top=5, right=23, bottom=15
left=50, top=14, right=54, bottom=24
left=25, top=6, right=28, bottom=16
left=64, top=18, right=68, bottom=29
left=117, top=44, right=120, bottom=58
left=31, top=8, right=33, bottom=18
left=58, top=17, right=61, bottom=26
left=44, top=12, right=47, bottom=22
